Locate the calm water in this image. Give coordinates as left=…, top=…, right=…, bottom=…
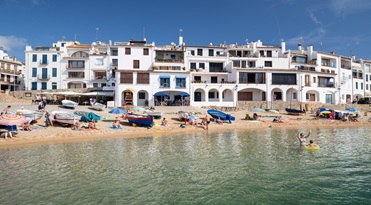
left=0, top=127, right=370, bottom=204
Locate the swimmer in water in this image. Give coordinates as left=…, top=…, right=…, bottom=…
left=306, top=140, right=318, bottom=148
left=297, top=130, right=311, bottom=145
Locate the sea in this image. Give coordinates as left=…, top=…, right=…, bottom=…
left=0, top=127, right=370, bottom=204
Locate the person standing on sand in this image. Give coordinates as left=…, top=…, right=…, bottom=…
left=297, top=130, right=311, bottom=145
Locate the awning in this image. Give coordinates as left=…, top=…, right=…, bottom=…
left=175, top=76, right=186, bottom=79
left=154, top=92, right=169, bottom=97
left=81, top=92, right=114, bottom=96
left=159, top=75, right=170, bottom=78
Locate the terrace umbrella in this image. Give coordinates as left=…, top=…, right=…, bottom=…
left=0, top=114, right=28, bottom=126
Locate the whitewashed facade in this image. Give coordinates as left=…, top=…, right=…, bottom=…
left=0, top=47, right=24, bottom=92
left=23, top=37, right=371, bottom=107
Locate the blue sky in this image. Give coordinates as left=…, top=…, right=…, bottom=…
left=1, top=0, right=371, bottom=63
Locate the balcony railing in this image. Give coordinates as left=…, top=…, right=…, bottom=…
left=66, top=66, right=85, bottom=70
left=37, top=75, right=50, bottom=80
left=39, top=60, right=49, bottom=65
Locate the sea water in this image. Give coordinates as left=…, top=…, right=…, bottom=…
left=0, top=127, right=370, bottom=204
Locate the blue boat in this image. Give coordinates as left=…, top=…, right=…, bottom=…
left=126, top=114, right=154, bottom=127
left=285, top=108, right=303, bottom=115
left=207, top=109, right=235, bottom=122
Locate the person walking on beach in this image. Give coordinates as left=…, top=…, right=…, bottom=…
left=297, top=130, right=311, bottom=145
left=2, top=105, right=11, bottom=115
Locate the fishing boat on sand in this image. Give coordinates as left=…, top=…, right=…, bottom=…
left=145, top=111, right=162, bottom=119
left=51, top=110, right=81, bottom=126
left=90, top=102, right=106, bottom=111
left=285, top=108, right=304, bottom=115
left=177, top=111, right=189, bottom=121
left=126, top=113, right=154, bottom=127
left=207, top=109, right=235, bottom=122
left=16, top=109, right=44, bottom=122
left=62, top=100, right=79, bottom=109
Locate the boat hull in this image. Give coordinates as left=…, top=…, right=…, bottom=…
left=16, top=109, right=44, bottom=121
left=91, top=103, right=105, bottom=111
left=51, top=111, right=81, bottom=125
left=62, top=100, right=78, bottom=109
left=207, top=109, right=235, bottom=121
left=146, top=111, right=162, bottom=119
left=126, top=114, right=154, bottom=127
left=285, top=108, right=303, bottom=115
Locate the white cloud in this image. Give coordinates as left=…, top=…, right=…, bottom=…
left=308, top=9, right=322, bottom=26
left=0, top=36, right=27, bottom=52
left=286, top=27, right=327, bottom=46
left=329, top=0, right=371, bottom=16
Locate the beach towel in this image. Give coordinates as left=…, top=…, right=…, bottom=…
left=108, top=126, right=122, bottom=130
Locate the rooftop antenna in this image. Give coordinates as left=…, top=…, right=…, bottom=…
left=320, top=41, right=323, bottom=51
left=179, top=28, right=183, bottom=37
left=299, top=36, right=304, bottom=45
left=143, top=26, right=146, bottom=39
left=74, top=34, right=78, bottom=41
left=62, top=36, right=65, bottom=41
left=96, top=28, right=99, bottom=41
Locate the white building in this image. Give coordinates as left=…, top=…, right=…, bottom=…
left=0, top=47, right=24, bottom=92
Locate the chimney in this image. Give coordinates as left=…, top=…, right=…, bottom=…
left=281, top=41, right=286, bottom=53
left=109, top=40, right=112, bottom=46
left=298, top=44, right=302, bottom=51
left=179, top=36, right=183, bottom=47
left=307, top=45, right=313, bottom=61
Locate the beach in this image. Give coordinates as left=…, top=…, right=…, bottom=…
left=1, top=96, right=370, bottom=148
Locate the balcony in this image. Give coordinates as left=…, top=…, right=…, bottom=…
left=154, top=58, right=184, bottom=63
left=152, top=66, right=185, bottom=71
left=37, top=75, right=50, bottom=81
left=92, top=76, right=107, bottom=80
left=66, top=66, right=85, bottom=70
left=39, top=60, right=49, bottom=65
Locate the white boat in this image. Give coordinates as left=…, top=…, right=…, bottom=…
left=91, top=102, right=105, bottom=111
left=62, top=100, right=79, bottom=109
left=51, top=110, right=81, bottom=126
left=16, top=109, right=44, bottom=122
left=145, top=111, right=162, bottom=119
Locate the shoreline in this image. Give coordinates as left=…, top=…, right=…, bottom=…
left=1, top=101, right=370, bottom=148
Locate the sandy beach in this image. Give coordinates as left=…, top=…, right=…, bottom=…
left=1, top=95, right=370, bottom=148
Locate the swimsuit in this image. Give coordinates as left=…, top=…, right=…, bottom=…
left=299, top=139, right=306, bottom=143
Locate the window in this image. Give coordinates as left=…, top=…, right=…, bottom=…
left=272, top=73, right=296, bottom=85
left=211, top=76, right=218, bottom=83
left=209, top=63, right=223, bottom=72
left=233, top=61, right=240, bottom=67
left=31, top=82, right=37, bottom=90
left=208, top=91, right=218, bottom=99
left=366, top=74, right=368, bottom=82
left=265, top=61, right=272, bottom=67
left=197, top=49, right=203, bottom=56
left=208, top=49, right=214, bottom=56
left=112, top=59, right=118, bottom=66
left=190, top=63, right=196, bottom=69
left=120, top=72, right=133, bottom=84
left=160, top=77, right=170, bottom=88
left=190, top=50, right=195, bottom=56
left=199, top=63, right=205, bottom=69
left=137, top=73, right=149, bottom=84
left=194, top=76, right=201, bottom=81
left=176, top=77, right=186, bottom=88
left=42, top=54, right=48, bottom=64
left=143, top=48, right=149, bottom=55
left=42, top=68, right=48, bottom=79
left=68, top=72, right=85, bottom=78
left=52, top=55, right=57, bottom=62
left=125, top=48, right=131, bottom=55
left=138, top=93, right=146, bottom=99
left=239, top=73, right=265, bottom=84
left=32, top=68, right=37, bottom=77
left=267, top=51, right=272, bottom=57
left=361, top=82, right=363, bottom=90
left=133, top=60, right=140, bottom=69
left=32, top=54, right=37, bottom=62
left=93, top=83, right=99, bottom=87
left=71, top=51, right=88, bottom=58
left=41, top=82, right=47, bottom=90
left=61, top=43, right=65, bottom=47
left=52, top=82, right=57, bottom=90
left=68, top=60, right=84, bottom=68
left=111, top=49, right=118, bottom=56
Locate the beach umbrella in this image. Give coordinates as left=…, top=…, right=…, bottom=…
left=0, top=114, right=28, bottom=126
left=153, top=92, right=169, bottom=97
left=108, top=108, right=127, bottom=114
left=132, top=107, right=146, bottom=111
left=321, top=110, right=331, bottom=114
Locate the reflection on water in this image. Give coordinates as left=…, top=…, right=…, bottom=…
left=0, top=127, right=370, bottom=204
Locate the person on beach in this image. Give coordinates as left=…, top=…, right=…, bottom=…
left=1, top=105, right=11, bottom=115
left=0, top=131, right=13, bottom=139
left=88, top=120, right=99, bottom=130
left=72, top=122, right=83, bottom=131
left=216, top=117, right=223, bottom=125
left=306, top=140, right=318, bottom=148
left=112, top=120, right=122, bottom=129
left=161, top=118, right=168, bottom=126
left=45, top=111, right=53, bottom=127
left=297, top=130, right=311, bottom=145
left=205, top=115, right=211, bottom=130
left=22, top=122, right=32, bottom=131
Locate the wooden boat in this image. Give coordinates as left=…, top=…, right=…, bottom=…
left=126, top=113, right=154, bottom=127
left=285, top=108, right=304, bottom=115
left=145, top=111, right=162, bottom=119
left=62, top=100, right=79, bottom=109
left=207, top=109, right=235, bottom=122
left=177, top=111, right=189, bottom=121
left=16, top=109, right=44, bottom=122
left=51, top=110, right=81, bottom=126
left=90, top=102, right=105, bottom=111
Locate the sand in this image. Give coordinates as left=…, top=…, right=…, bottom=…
left=0, top=101, right=370, bottom=148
